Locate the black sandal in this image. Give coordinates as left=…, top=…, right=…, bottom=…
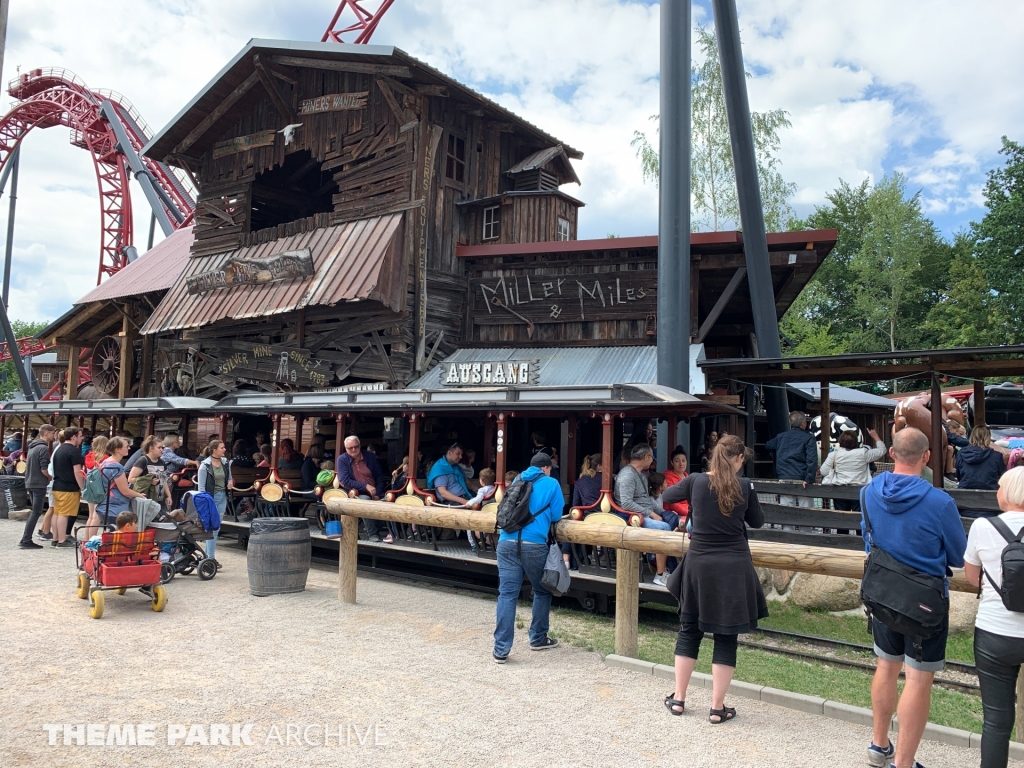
left=664, top=693, right=685, bottom=715
left=708, top=706, right=736, bottom=724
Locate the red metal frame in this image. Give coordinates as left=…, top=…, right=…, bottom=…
left=322, top=0, right=396, bottom=44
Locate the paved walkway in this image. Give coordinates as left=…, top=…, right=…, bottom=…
left=0, top=518, right=994, bottom=767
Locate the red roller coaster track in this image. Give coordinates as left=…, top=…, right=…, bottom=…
left=0, top=0, right=395, bottom=391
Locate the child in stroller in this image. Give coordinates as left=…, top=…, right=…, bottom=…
left=151, top=492, right=218, bottom=583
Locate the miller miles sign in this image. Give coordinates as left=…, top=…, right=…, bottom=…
left=185, top=248, right=315, bottom=295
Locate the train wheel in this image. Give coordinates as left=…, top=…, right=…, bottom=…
left=76, top=573, right=89, bottom=600
left=150, top=585, right=167, bottom=612
left=198, top=559, right=217, bottom=581
left=89, top=590, right=105, bottom=619
left=115, top=587, right=127, bottom=595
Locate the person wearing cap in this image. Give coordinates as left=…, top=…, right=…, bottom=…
left=492, top=451, right=564, bottom=663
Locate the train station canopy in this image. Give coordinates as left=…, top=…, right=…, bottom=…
left=0, top=397, right=217, bottom=416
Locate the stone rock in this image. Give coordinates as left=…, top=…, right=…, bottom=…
left=756, top=568, right=772, bottom=591
left=772, top=569, right=796, bottom=594
left=790, top=573, right=863, bottom=612
left=8, top=507, right=29, bottom=521
left=948, top=589, right=979, bottom=634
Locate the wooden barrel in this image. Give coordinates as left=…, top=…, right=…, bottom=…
left=247, top=517, right=311, bottom=597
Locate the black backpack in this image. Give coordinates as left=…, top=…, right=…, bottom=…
left=859, top=489, right=948, bottom=659
left=496, top=478, right=535, bottom=534
left=982, top=517, right=1024, bottom=613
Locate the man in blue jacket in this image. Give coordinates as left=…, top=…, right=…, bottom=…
left=493, top=452, right=564, bottom=663
left=336, top=436, right=388, bottom=542
left=862, top=427, right=967, bottom=768
left=764, top=411, right=818, bottom=507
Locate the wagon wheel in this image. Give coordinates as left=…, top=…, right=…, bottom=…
left=90, top=336, right=122, bottom=395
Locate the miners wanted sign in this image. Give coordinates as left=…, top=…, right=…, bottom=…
left=298, top=92, right=369, bottom=115
left=440, top=360, right=540, bottom=387
left=185, top=248, right=315, bottom=295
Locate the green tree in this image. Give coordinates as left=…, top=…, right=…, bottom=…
left=0, top=320, right=51, bottom=400
left=849, top=173, right=947, bottom=353
left=631, top=25, right=796, bottom=231
left=971, top=136, right=1024, bottom=342
left=925, top=232, right=1008, bottom=347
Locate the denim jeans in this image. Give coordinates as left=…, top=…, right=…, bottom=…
left=494, top=540, right=552, bottom=656
left=975, top=626, right=1024, bottom=768
left=642, top=517, right=672, bottom=531
left=206, top=491, right=227, bottom=559
left=20, top=487, right=47, bottom=544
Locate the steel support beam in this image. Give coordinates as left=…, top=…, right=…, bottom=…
left=3, top=143, right=18, bottom=307
left=712, top=0, right=789, bottom=437
left=657, top=0, right=691, bottom=395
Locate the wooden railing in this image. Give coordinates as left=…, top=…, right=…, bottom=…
left=325, top=496, right=976, bottom=658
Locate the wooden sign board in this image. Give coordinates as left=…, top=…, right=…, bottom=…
left=186, top=248, right=315, bottom=295
left=469, top=270, right=658, bottom=325
left=440, top=360, right=540, bottom=387
left=298, top=92, right=369, bottom=115
left=212, top=129, right=276, bottom=159
left=216, top=344, right=333, bottom=389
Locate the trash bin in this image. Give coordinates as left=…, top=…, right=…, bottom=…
left=0, top=475, right=28, bottom=519
left=246, top=517, right=311, bottom=596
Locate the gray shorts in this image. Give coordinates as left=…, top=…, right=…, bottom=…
left=872, top=616, right=948, bottom=673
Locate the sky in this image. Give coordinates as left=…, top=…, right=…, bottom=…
left=1, top=0, right=1022, bottom=323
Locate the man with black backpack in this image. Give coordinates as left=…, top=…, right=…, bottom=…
left=492, top=452, right=564, bottom=663
left=861, top=427, right=966, bottom=768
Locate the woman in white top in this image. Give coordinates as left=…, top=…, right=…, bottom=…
left=964, top=466, right=1024, bottom=768
left=820, top=428, right=886, bottom=511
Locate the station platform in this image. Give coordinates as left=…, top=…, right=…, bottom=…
left=0, top=518, right=995, bottom=767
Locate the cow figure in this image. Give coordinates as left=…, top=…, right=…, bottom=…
left=809, top=412, right=862, bottom=454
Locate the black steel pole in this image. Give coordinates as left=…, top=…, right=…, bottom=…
left=657, top=0, right=691, bottom=396
left=3, top=143, right=18, bottom=307
left=711, top=0, right=788, bottom=437
left=0, top=297, right=39, bottom=400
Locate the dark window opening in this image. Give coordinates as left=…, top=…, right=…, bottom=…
left=249, top=150, right=338, bottom=233
left=446, top=134, right=466, bottom=183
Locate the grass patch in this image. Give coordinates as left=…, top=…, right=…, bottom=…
left=523, top=601, right=983, bottom=735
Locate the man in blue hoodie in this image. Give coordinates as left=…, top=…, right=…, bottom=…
left=493, top=452, right=564, bottom=663
left=862, top=427, right=967, bottom=768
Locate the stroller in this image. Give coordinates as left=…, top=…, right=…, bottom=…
left=151, top=492, right=218, bottom=583
left=74, top=527, right=167, bottom=619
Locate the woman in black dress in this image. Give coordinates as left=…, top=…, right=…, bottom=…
left=660, top=434, right=767, bottom=723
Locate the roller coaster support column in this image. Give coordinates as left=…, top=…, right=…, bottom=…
left=0, top=293, right=39, bottom=400
left=99, top=101, right=181, bottom=238
left=2, top=143, right=18, bottom=307
left=712, top=0, right=789, bottom=438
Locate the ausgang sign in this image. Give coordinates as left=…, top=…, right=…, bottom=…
left=440, top=360, right=540, bottom=387
left=185, top=248, right=315, bottom=295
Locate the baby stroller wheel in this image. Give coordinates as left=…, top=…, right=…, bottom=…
left=160, top=563, right=176, bottom=584
left=150, top=584, right=168, bottom=612
left=198, top=558, right=217, bottom=581
left=76, top=573, right=89, bottom=600
left=89, top=590, right=105, bottom=619
left=180, top=562, right=196, bottom=575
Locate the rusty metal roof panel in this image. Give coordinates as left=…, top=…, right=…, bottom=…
left=141, top=213, right=403, bottom=335
left=75, top=226, right=194, bottom=305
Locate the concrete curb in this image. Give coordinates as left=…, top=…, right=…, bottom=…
left=605, top=654, right=1024, bottom=761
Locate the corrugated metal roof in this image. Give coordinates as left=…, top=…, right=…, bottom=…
left=141, top=214, right=403, bottom=335
left=788, top=382, right=896, bottom=409
left=407, top=347, right=658, bottom=389
left=76, top=226, right=194, bottom=305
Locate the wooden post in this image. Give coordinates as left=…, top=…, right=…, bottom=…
left=90, top=415, right=97, bottom=436
left=567, top=415, right=578, bottom=484
left=1016, top=672, right=1024, bottom=743
left=600, top=413, right=614, bottom=492
left=931, top=373, right=943, bottom=488
left=65, top=346, right=79, bottom=400
left=271, top=413, right=282, bottom=469
left=338, top=511, right=358, bottom=603
left=666, top=414, right=678, bottom=453
left=139, top=335, right=153, bottom=398
left=117, top=314, right=135, bottom=400
left=492, top=412, right=506, bottom=488
left=78, top=415, right=84, bottom=430
left=408, top=413, right=422, bottom=476
left=219, top=414, right=231, bottom=446
left=334, top=412, right=346, bottom=463
left=21, top=416, right=29, bottom=452
left=295, top=415, right=305, bottom=454
left=820, top=382, right=831, bottom=466
left=146, top=414, right=156, bottom=436
left=181, top=414, right=190, bottom=449
left=483, top=417, right=494, bottom=469
left=744, top=385, right=756, bottom=476
left=974, top=378, right=986, bottom=427
left=614, top=549, right=640, bottom=657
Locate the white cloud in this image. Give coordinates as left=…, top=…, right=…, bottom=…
left=0, top=0, right=1020, bottom=324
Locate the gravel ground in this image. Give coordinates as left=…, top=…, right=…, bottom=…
left=0, top=518, right=994, bottom=767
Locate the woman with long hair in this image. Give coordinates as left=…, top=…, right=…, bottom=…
left=661, top=435, right=767, bottom=723
left=572, top=453, right=604, bottom=509
left=82, top=435, right=110, bottom=534
left=197, top=439, right=233, bottom=566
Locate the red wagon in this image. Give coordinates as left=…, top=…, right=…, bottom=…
left=75, top=527, right=168, bottom=619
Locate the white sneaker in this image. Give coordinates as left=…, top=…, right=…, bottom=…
left=653, top=573, right=668, bottom=587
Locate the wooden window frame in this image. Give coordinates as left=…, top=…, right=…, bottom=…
left=444, top=131, right=468, bottom=188
left=482, top=205, right=500, bottom=241
left=556, top=217, right=570, bottom=242
left=40, top=371, right=51, bottom=383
